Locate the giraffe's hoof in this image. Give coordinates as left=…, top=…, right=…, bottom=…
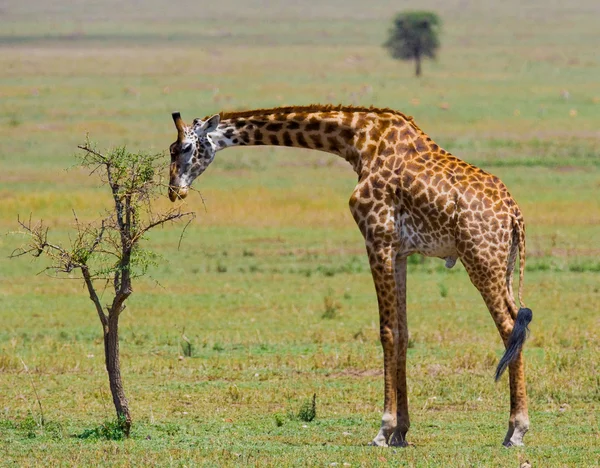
left=503, top=438, right=525, bottom=448
left=389, top=433, right=410, bottom=447
left=502, top=419, right=528, bottom=447
left=368, top=435, right=389, bottom=447
left=368, top=440, right=388, bottom=447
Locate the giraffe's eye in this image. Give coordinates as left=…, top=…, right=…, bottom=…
left=182, top=142, right=193, bottom=153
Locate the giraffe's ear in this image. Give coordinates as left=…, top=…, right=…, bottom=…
left=198, top=114, right=220, bottom=134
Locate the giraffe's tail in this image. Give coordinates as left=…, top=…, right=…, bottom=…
left=515, top=212, right=527, bottom=309
left=505, top=213, right=526, bottom=309
left=496, top=212, right=532, bottom=381
left=495, top=307, right=532, bottom=381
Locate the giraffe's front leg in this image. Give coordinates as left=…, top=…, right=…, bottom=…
left=388, top=255, right=410, bottom=447
left=349, top=184, right=405, bottom=447
left=366, top=243, right=400, bottom=447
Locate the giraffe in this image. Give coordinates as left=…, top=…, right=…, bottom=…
left=167, top=104, right=533, bottom=447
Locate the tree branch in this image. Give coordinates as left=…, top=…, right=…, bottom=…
left=77, top=144, right=108, bottom=162
left=82, top=265, right=108, bottom=328
left=134, top=210, right=195, bottom=243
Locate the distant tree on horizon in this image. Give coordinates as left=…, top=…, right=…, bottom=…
left=384, top=11, right=441, bottom=77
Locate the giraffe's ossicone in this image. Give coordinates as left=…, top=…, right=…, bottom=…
left=168, top=104, right=533, bottom=447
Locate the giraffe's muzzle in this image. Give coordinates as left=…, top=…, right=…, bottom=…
left=168, top=185, right=188, bottom=202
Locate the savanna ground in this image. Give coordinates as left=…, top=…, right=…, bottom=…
left=0, top=0, right=599, bottom=466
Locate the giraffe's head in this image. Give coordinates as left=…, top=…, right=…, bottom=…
left=168, top=111, right=221, bottom=202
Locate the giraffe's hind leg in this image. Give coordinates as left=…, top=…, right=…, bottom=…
left=463, top=261, right=530, bottom=446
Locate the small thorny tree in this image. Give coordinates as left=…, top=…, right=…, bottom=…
left=383, top=11, right=441, bottom=77
left=11, top=140, right=194, bottom=436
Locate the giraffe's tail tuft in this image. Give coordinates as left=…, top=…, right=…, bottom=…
left=495, top=307, right=533, bottom=381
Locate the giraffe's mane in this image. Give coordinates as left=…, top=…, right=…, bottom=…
left=211, top=104, right=417, bottom=124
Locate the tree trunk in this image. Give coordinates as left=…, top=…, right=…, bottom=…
left=104, top=311, right=132, bottom=436
left=415, top=55, right=422, bottom=77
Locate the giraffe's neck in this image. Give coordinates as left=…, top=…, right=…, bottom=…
left=208, top=106, right=418, bottom=175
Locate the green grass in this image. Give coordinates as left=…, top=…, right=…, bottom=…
left=1, top=0, right=599, bottom=465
